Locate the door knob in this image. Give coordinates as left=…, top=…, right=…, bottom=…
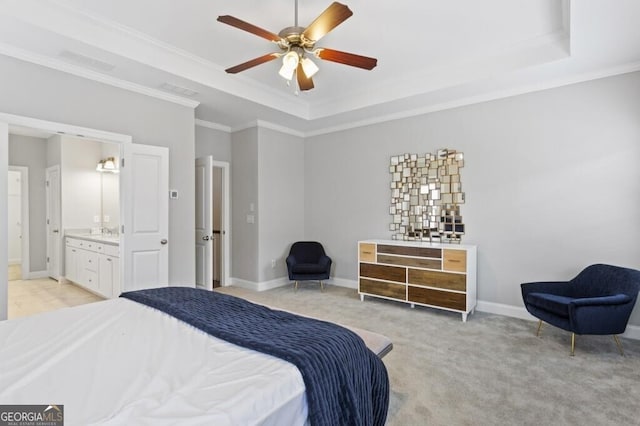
left=52, top=229, right=59, bottom=233
left=160, top=239, right=168, bottom=245
left=202, top=236, right=210, bottom=241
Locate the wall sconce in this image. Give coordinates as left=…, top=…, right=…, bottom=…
left=96, top=157, right=119, bottom=173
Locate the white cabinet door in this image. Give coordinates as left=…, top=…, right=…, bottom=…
left=98, top=254, right=118, bottom=298
left=122, top=143, right=169, bottom=291
left=65, top=245, right=79, bottom=283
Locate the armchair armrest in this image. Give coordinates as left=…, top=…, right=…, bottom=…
left=318, top=255, right=332, bottom=270
left=521, top=281, right=571, bottom=298
left=570, top=294, right=631, bottom=307
left=286, top=255, right=297, bottom=269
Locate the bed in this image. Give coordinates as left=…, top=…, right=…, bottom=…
left=0, top=287, right=391, bottom=425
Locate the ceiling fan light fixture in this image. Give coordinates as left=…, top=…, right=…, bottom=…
left=278, top=51, right=299, bottom=80
left=301, top=57, right=319, bottom=78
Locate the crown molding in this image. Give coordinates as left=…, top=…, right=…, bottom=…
left=305, top=60, right=640, bottom=138
left=195, top=119, right=231, bottom=133
left=0, top=42, right=200, bottom=109
left=5, top=0, right=308, bottom=118
left=231, top=120, right=305, bottom=138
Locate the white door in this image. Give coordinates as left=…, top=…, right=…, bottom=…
left=7, top=170, right=22, bottom=265
left=121, top=143, right=169, bottom=291
left=195, top=156, right=213, bottom=290
left=46, top=165, right=61, bottom=280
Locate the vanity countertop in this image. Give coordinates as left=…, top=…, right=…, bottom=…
left=66, top=233, right=120, bottom=246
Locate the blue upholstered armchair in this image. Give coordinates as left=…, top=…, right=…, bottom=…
left=521, top=264, right=640, bottom=356
left=286, top=241, right=332, bottom=291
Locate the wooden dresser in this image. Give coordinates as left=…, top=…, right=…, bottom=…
left=358, top=240, right=477, bottom=321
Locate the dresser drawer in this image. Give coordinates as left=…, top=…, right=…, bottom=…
left=360, top=263, right=406, bottom=283
left=359, top=279, right=406, bottom=300
left=359, top=243, right=376, bottom=262
left=378, top=244, right=441, bottom=258
left=377, top=254, right=442, bottom=270
left=408, top=286, right=466, bottom=311
left=443, top=249, right=466, bottom=272
left=408, top=269, right=466, bottom=291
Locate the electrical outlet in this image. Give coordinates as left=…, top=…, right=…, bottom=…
left=93, top=215, right=100, bottom=223
left=271, top=259, right=276, bottom=268
left=103, top=215, right=110, bottom=223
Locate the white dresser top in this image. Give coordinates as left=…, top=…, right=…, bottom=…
left=359, top=239, right=476, bottom=250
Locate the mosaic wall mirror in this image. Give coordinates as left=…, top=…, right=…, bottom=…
left=389, top=149, right=465, bottom=243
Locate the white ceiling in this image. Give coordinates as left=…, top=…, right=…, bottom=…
left=1, top=0, right=639, bottom=135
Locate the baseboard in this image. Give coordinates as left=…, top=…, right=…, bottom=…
left=229, top=276, right=357, bottom=292
left=228, top=276, right=291, bottom=292
left=476, top=300, right=640, bottom=341
left=28, top=270, right=49, bottom=279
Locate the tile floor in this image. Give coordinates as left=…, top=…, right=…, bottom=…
left=8, top=276, right=104, bottom=320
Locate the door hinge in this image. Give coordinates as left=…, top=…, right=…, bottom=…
left=47, top=257, right=50, bottom=263
left=121, top=158, right=125, bottom=168
left=121, top=225, right=124, bottom=234
left=47, top=219, right=50, bottom=225
left=46, top=180, right=50, bottom=187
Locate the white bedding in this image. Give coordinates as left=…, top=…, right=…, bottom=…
left=0, top=298, right=308, bottom=425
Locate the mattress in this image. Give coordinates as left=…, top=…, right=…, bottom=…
left=0, top=298, right=308, bottom=425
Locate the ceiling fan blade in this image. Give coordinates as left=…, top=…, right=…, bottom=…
left=316, top=48, right=377, bottom=70
left=217, top=15, right=282, bottom=42
left=296, top=63, right=314, bottom=91
left=302, top=2, right=353, bottom=43
left=225, top=53, right=280, bottom=74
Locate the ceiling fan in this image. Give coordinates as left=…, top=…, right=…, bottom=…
left=217, top=1, right=377, bottom=91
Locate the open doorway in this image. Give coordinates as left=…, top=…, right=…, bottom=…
left=7, top=167, right=28, bottom=281
left=195, top=157, right=230, bottom=290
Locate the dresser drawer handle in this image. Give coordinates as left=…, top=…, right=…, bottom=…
left=448, top=259, right=461, bottom=263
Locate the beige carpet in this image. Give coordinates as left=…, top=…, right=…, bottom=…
left=216, top=284, right=640, bottom=426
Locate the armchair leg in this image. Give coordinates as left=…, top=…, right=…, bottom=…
left=570, top=333, right=575, bottom=356
left=613, top=335, right=625, bottom=356
left=320, top=280, right=324, bottom=292
left=535, top=320, right=543, bottom=337
left=294, top=281, right=298, bottom=292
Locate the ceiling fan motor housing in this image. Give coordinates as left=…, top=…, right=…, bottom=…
left=278, top=26, right=316, bottom=50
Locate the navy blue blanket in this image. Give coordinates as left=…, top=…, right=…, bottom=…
left=121, top=287, right=389, bottom=426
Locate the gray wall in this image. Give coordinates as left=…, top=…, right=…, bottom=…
left=0, top=54, right=196, bottom=286
left=257, top=128, right=305, bottom=281
left=195, top=125, right=231, bottom=162
left=8, top=134, right=48, bottom=272
left=231, top=127, right=259, bottom=282
left=305, top=71, right=640, bottom=325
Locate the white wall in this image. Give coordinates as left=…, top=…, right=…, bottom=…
left=195, top=125, right=231, bottom=162
left=257, top=127, right=305, bottom=282
left=305, top=71, right=640, bottom=326
left=0, top=54, right=195, bottom=288
left=0, top=122, right=8, bottom=320
left=8, top=134, right=48, bottom=272
left=231, top=127, right=259, bottom=282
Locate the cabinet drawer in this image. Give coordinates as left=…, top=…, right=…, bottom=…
left=102, top=244, right=119, bottom=257
left=408, top=269, right=466, bottom=291
left=378, top=244, right=441, bottom=258
left=360, top=279, right=406, bottom=300
left=66, top=237, right=83, bottom=248
left=377, top=254, right=441, bottom=270
left=408, top=286, right=466, bottom=311
left=359, top=243, right=376, bottom=262
left=360, top=263, right=406, bottom=283
left=443, top=249, right=466, bottom=272
left=84, top=252, right=99, bottom=272
left=85, top=270, right=98, bottom=290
